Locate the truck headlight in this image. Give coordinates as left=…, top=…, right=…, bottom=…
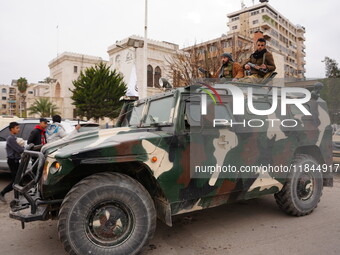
left=49, top=161, right=62, bottom=174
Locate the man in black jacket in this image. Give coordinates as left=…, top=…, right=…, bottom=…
left=0, top=122, right=24, bottom=203
left=27, top=118, right=48, bottom=149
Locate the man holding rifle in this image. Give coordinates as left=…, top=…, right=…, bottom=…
left=242, top=38, right=276, bottom=83
left=199, top=53, right=244, bottom=81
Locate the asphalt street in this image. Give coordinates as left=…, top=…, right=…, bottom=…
left=0, top=171, right=339, bottom=255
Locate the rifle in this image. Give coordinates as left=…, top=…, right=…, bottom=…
left=198, top=67, right=212, bottom=78
left=246, top=62, right=269, bottom=76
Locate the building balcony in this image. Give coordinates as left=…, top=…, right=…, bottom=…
left=262, top=29, right=272, bottom=39
left=296, top=25, right=305, bottom=32
left=261, top=23, right=270, bottom=30
left=297, top=32, right=305, bottom=41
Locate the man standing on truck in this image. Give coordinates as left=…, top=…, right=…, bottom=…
left=0, top=122, right=24, bottom=203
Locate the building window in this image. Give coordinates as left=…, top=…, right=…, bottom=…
left=209, top=45, right=217, bottom=52
left=251, top=10, right=260, bottom=16
left=231, top=16, right=239, bottom=22
left=74, top=66, right=78, bottom=73
left=1, top=88, right=6, bottom=93
left=253, top=20, right=259, bottom=25
left=147, top=65, right=153, bottom=87
left=115, top=54, right=121, bottom=64
left=126, top=52, right=133, bottom=62
left=222, top=41, right=231, bottom=48
left=55, top=83, right=61, bottom=98
left=154, top=66, right=161, bottom=88
left=2, top=96, right=6, bottom=100
left=232, top=25, right=238, bottom=30
left=28, top=91, right=33, bottom=94
left=2, top=104, right=6, bottom=109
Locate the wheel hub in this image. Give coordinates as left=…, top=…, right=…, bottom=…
left=86, top=201, right=134, bottom=246
left=297, top=174, right=314, bottom=201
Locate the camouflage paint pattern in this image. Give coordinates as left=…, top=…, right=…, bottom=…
left=22, top=83, right=333, bottom=225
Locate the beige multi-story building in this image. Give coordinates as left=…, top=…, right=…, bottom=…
left=183, top=33, right=252, bottom=70
left=0, top=85, right=17, bottom=116
left=227, top=1, right=306, bottom=79
left=25, top=82, right=52, bottom=118
left=48, top=52, right=106, bottom=119
left=107, top=35, right=179, bottom=96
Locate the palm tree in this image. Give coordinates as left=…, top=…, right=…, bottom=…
left=17, top=77, right=28, bottom=117
left=28, top=98, right=59, bottom=117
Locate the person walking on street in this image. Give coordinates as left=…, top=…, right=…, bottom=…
left=0, top=122, right=24, bottom=203
left=27, top=118, right=48, bottom=150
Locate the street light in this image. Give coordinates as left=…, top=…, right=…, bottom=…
left=117, top=38, right=145, bottom=98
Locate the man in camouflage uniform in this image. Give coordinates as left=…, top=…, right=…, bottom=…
left=241, top=38, right=276, bottom=83
left=214, top=53, right=244, bottom=81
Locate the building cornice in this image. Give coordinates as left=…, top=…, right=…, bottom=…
left=107, top=35, right=179, bottom=55
left=227, top=3, right=303, bottom=30
left=49, top=52, right=106, bottom=69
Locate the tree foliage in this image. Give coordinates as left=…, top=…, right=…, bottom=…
left=323, top=57, right=340, bottom=78
left=70, top=62, right=127, bottom=121
left=17, top=77, right=28, bottom=93
left=320, top=57, right=340, bottom=124
left=16, top=77, right=28, bottom=117
left=28, top=98, right=59, bottom=117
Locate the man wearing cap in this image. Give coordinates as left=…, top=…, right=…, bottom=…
left=214, top=53, right=244, bottom=80
left=27, top=118, right=48, bottom=149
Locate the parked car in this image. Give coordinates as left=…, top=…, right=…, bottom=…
left=332, top=129, right=340, bottom=163
left=0, top=119, right=99, bottom=171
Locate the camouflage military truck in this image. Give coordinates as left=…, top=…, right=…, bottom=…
left=9, top=81, right=333, bottom=255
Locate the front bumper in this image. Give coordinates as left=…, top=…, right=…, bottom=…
left=9, top=150, right=61, bottom=225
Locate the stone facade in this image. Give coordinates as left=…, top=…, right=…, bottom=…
left=107, top=35, right=179, bottom=97
left=48, top=52, right=106, bottom=119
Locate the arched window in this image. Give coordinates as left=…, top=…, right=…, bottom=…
left=2, top=88, right=6, bottom=93
left=154, top=66, right=161, bottom=88
left=115, top=55, right=121, bottom=64
left=147, top=65, right=153, bottom=87
left=55, top=82, right=61, bottom=98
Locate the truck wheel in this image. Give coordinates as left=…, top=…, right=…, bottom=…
left=274, top=154, right=323, bottom=216
left=58, top=172, right=156, bottom=255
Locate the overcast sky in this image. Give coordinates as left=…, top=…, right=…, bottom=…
left=0, top=0, right=339, bottom=85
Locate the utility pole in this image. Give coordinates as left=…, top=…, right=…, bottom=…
left=142, top=0, right=148, bottom=99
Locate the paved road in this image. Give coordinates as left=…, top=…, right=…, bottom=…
left=0, top=172, right=339, bottom=255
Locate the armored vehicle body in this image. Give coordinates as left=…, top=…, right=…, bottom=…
left=10, top=82, right=333, bottom=255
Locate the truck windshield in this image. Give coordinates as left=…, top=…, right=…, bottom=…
left=143, top=96, right=174, bottom=126
left=129, top=103, right=145, bottom=127
left=119, top=96, right=174, bottom=127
